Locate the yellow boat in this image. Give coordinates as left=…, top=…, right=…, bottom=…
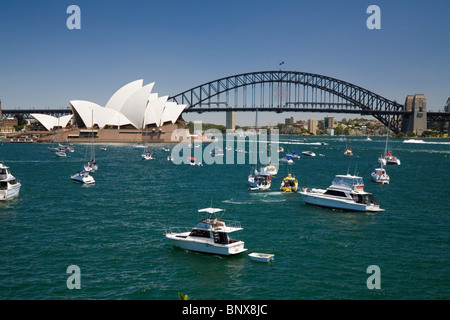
left=280, top=173, right=298, bottom=193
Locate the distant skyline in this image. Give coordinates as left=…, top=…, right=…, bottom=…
left=1, top=0, right=449, bottom=126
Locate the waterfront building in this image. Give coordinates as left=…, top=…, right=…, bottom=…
left=30, top=80, right=189, bottom=143
left=308, top=118, right=317, bottom=135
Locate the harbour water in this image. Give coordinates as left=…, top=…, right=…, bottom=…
left=0, top=136, right=449, bottom=300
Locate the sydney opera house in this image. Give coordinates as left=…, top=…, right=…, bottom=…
left=31, top=80, right=189, bottom=143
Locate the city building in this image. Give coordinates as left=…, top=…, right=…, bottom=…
left=308, top=118, right=317, bottom=135
left=324, top=116, right=335, bottom=129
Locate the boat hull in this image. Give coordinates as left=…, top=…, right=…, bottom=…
left=0, top=184, right=21, bottom=201
left=299, top=190, right=384, bottom=212
left=71, top=175, right=95, bottom=184
left=249, top=252, right=274, bottom=262
left=166, top=234, right=247, bottom=256
left=371, top=174, right=389, bottom=184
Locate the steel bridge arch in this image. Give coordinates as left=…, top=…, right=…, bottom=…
left=169, top=70, right=405, bottom=133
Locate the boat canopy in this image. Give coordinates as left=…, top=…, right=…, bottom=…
left=198, top=207, right=224, bottom=214
left=332, top=175, right=364, bottom=189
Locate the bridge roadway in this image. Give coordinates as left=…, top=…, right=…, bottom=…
left=2, top=107, right=448, bottom=119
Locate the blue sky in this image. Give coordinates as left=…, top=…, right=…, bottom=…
left=1, top=0, right=449, bottom=126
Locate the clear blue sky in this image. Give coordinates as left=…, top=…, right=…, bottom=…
left=1, top=0, right=449, bottom=126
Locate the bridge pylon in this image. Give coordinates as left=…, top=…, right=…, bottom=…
left=226, top=109, right=235, bottom=130
left=401, top=94, right=427, bottom=135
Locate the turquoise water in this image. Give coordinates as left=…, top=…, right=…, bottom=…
left=0, top=136, right=449, bottom=300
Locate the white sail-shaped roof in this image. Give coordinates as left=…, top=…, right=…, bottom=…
left=31, top=113, right=73, bottom=131
left=119, top=83, right=155, bottom=129
left=105, top=79, right=144, bottom=111
left=145, top=95, right=169, bottom=126
left=65, top=80, right=185, bottom=130
left=71, top=100, right=134, bottom=128
left=161, top=102, right=187, bottom=124
left=59, top=114, right=74, bottom=127
left=70, top=100, right=106, bottom=128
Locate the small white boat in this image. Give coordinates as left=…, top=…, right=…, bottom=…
left=56, top=151, right=67, bottom=158
left=371, top=167, right=390, bottom=184
left=279, top=155, right=294, bottom=164
left=378, top=153, right=401, bottom=166
left=379, top=122, right=400, bottom=165
left=84, top=160, right=98, bottom=172
left=59, top=143, right=74, bottom=152
left=248, top=170, right=271, bottom=191
left=141, top=152, right=154, bottom=160
left=302, top=151, right=316, bottom=157
left=249, top=252, right=274, bottom=263
left=0, top=162, right=21, bottom=201
left=344, top=149, right=353, bottom=157
left=132, top=144, right=147, bottom=149
left=289, top=151, right=301, bottom=159
left=165, top=207, right=247, bottom=256
left=299, top=174, right=384, bottom=212
left=167, top=156, right=174, bottom=161
left=71, top=170, right=95, bottom=184
left=161, top=146, right=170, bottom=152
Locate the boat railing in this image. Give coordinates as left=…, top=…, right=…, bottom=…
left=221, top=220, right=242, bottom=229
left=165, top=226, right=191, bottom=234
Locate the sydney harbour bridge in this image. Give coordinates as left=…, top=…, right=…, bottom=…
left=3, top=70, right=449, bottom=134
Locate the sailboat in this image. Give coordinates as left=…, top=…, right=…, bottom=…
left=84, top=111, right=98, bottom=172
left=378, top=120, right=401, bottom=165
left=140, top=124, right=154, bottom=160
left=343, top=140, right=353, bottom=157
left=141, top=147, right=154, bottom=160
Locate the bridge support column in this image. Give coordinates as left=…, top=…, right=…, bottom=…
left=226, top=109, right=235, bottom=131
left=401, top=94, right=427, bottom=135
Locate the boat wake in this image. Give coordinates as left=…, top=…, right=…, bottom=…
left=403, top=139, right=450, bottom=145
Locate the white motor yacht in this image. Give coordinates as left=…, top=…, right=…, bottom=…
left=71, top=170, right=95, bottom=184
left=0, top=162, right=21, bottom=201
left=165, top=207, right=247, bottom=256
left=299, top=174, right=384, bottom=212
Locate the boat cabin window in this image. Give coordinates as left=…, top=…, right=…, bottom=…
left=324, top=189, right=347, bottom=197
left=352, top=194, right=379, bottom=205
left=189, top=229, right=211, bottom=238
left=333, top=176, right=364, bottom=188
left=0, top=182, right=7, bottom=190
